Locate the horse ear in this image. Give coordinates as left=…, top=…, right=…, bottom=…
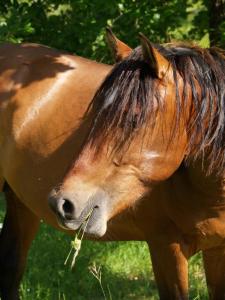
left=139, top=33, right=170, bottom=79
left=106, top=27, right=132, bottom=62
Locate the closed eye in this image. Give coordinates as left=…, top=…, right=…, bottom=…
left=113, top=160, right=120, bottom=167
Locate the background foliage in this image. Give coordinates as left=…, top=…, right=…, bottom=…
left=0, top=0, right=224, bottom=63
left=0, top=1, right=224, bottom=299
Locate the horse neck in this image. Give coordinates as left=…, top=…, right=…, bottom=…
left=186, top=159, right=225, bottom=200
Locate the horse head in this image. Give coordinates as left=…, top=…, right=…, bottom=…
left=50, top=31, right=225, bottom=237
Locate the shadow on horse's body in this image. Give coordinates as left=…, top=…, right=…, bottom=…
left=0, top=31, right=224, bottom=300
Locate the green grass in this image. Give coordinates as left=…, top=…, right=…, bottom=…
left=0, top=195, right=208, bottom=299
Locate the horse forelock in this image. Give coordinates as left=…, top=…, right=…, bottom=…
left=85, top=46, right=156, bottom=153
left=85, top=43, right=225, bottom=174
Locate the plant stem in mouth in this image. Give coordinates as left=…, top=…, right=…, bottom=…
left=64, top=208, right=94, bottom=269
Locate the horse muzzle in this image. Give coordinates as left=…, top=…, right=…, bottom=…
left=48, top=189, right=108, bottom=237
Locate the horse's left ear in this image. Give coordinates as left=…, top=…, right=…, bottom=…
left=139, top=33, right=170, bottom=79
left=106, top=27, right=132, bottom=62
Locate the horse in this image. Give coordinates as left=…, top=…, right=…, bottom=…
left=49, top=30, right=225, bottom=300
left=0, top=28, right=224, bottom=300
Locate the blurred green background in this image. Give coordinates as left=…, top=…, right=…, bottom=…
left=0, top=0, right=224, bottom=63
left=0, top=0, right=224, bottom=299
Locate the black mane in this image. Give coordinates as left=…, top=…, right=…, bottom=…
left=86, top=42, right=225, bottom=174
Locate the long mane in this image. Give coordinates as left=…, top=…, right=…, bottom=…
left=86, top=43, right=225, bottom=174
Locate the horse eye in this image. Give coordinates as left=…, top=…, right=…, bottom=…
left=113, top=160, right=120, bottom=167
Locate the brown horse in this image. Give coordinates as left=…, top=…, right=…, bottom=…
left=49, top=31, right=225, bottom=299
left=0, top=29, right=224, bottom=300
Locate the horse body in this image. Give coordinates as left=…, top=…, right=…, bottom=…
left=0, top=43, right=114, bottom=299
left=0, top=35, right=224, bottom=300
left=0, top=43, right=112, bottom=227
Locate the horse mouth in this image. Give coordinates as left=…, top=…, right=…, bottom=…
left=56, top=214, right=80, bottom=231
left=55, top=207, right=107, bottom=238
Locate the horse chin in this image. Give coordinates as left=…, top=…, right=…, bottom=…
left=56, top=218, right=80, bottom=231
left=83, top=215, right=107, bottom=238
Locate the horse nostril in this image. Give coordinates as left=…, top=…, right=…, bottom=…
left=62, top=199, right=74, bottom=219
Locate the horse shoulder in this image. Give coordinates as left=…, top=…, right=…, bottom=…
left=164, top=165, right=225, bottom=251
